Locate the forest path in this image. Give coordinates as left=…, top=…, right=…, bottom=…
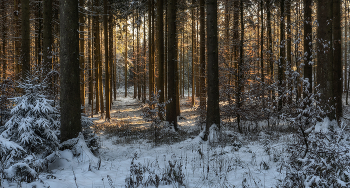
left=91, top=92, right=202, bottom=137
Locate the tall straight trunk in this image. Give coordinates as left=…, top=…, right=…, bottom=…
left=237, top=0, right=244, bottom=133
left=88, top=0, right=93, bottom=105
left=60, top=0, right=81, bottom=142
left=233, top=0, right=239, bottom=89
left=196, top=10, right=200, bottom=98
left=304, top=0, right=312, bottom=94
left=137, top=9, right=141, bottom=100
left=260, top=0, right=264, bottom=105
left=278, top=0, right=285, bottom=112
left=205, top=0, right=220, bottom=139
left=152, top=1, right=155, bottom=98
left=317, top=0, right=334, bottom=119
left=164, top=3, right=168, bottom=102
left=110, top=15, right=115, bottom=102
left=267, top=0, right=273, bottom=102
left=346, top=4, right=350, bottom=105
left=1, top=0, right=7, bottom=80
left=166, top=0, right=178, bottom=131
left=182, top=29, right=185, bottom=97
left=104, top=0, right=110, bottom=119
left=143, top=15, right=146, bottom=103
left=93, top=0, right=100, bottom=114
left=125, top=19, right=128, bottom=97
left=132, top=10, right=136, bottom=99
left=21, top=0, right=30, bottom=80
left=99, top=22, right=104, bottom=116
left=286, top=0, right=292, bottom=103
left=333, top=0, right=342, bottom=123
left=191, top=0, right=196, bottom=106
left=345, top=3, right=348, bottom=96
left=43, top=0, right=53, bottom=93
left=35, top=2, right=42, bottom=68
left=199, top=0, right=206, bottom=124
left=149, top=0, right=155, bottom=100
left=157, top=0, right=165, bottom=120
left=14, top=0, right=20, bottom=81
left=79, top=0, right=85, bottom=112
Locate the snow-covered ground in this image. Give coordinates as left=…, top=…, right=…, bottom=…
left=1, top=91, right=297, bottom=188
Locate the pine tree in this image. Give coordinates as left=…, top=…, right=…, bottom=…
left=1, top=76, right=59, bottom=156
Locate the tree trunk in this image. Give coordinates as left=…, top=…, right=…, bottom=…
left=125, top=18, right=128, bottom=97
left=104, top=0, right=110, bottom=120
left=267, top=0, right=273, bottom=103
left=88, top=0, right=93, bottom=106
left=137, top=9, right=141, bottom=100
left=35, top=1, right=42, bottom=69
left=149, top=0, right=155, bottom=100
left=205, top=0, right=220, bottom=139
left=14, top=0, right=21, bottom=81
left=60, top=0, right=81, bottom=142
left=333, top=0, right=342, bottom=123
left=191, top=0, right=196, bottom=106
left=93, top=0, right=100, bottom=114
left=110, top=14, right=115, bottom=102
left=166, top=0, right=178, bottom=131
left=236, top=0, right=244, bottom=133
left=317, top=0, right=334, bottom=119
left=1, top=0, right=7, bottom=80
left=199, top=0, right=206, bottom=125
left=143, top=15, right=146, bottom=103
left=286, top=0, right=292, bottom=103
left=21, top=0, right=30, bottom=80
left=132, top=10, right=136, bottom=99
left=260, top=0, right=264, bottom=106
left=278, top=0, right=285, bottom=112
left=157, top=0, right=165, bottom=120
left=304, top=0, right=312, bottom=94
left=79, top=0, right=85, bottom=112
left=164, top=3, right=168, bottom=102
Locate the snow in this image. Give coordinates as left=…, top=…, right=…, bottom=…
left=4, top=91, right=339, bottom=187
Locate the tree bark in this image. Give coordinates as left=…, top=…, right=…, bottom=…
left=14, top=0, right=20, bottom=81
left=278, top=0, right=285, bottom=112
left=93, top=0, right=101, bottom=114
left=157, top=0, right=165, bottom=120
left=317, top=0, right=334, bottom=119
left=205, top=0, right=220, bottom=138
left=104, top=0, right=110, bottom=120
left=125, top=18, right=128, bottom=97
left=166, top=0, right=178, bottom=131
left=304, top=0, right=312, bottom=94
left=199, top=0, right=206, bottom=125
left=79, top=0, right=85, bottom=112
left=1, top=0, right=7, bottom=80
left=149, top=0, right=155, bottom=101
left=60, top=0, right=81, bottom=142
left=191, top=0, right=196, bottom=106
left=333, top=0, right=342, bottom=123
left=21, top=0, right=30, bottom=80
left=88, top=0, right=93, bottom=106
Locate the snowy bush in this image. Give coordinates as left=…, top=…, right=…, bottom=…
left=0, top=76, right=60, bottom=182
left=141, top=92, right=168, bottom=145
left=0, top=78, right=15, bottom=127
left=81, top=115, right=99, bottom=155
left=0, top=135, right=24, bottom=177
left=1, top=77, right=60, bottom=156
left=281, top=119, right=350, bottom=188
left=125, top=153, right=186, bottom=188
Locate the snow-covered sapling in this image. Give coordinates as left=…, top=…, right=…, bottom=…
left=1, top=76, right=60, bottom=175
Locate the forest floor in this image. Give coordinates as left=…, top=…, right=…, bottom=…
left=6, top=91, right=350, bottom=188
